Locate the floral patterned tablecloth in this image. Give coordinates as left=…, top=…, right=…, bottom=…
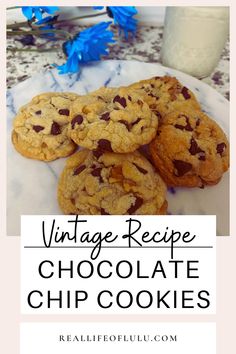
left=7, top=25, right=229, bottom=100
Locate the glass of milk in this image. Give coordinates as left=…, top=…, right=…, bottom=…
left=161, top=6, right=229, bottom=78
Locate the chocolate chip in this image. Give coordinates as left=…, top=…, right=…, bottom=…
left=198, top=154, right=206, bottom=161
left=101, top=208, right=110, bottom=215
left=100, top=112, right=110, bottom=121
left=148, top=92, right=157, bottom=98
left=119, top=117, right=142, bottom=131
left=173, top=160, right=192, bottom=176
left=153, top=111, right=162, bottom=119
left=91, top=167, right=102, bottom=177
left=137, top=100, right=143, bottom=106
left=71, top=115, right=83, bottom=129
left=93, top=150, right=103, bottom=159
left=98, top=139, right=113, bottom=152
left=196, top=118, right=201, bottom=126
left=175, top=116, right=193, bottom=131
left=51, top=122, right=61, bottom=135
left=133, top=163, right=148, bottom=175
left=58, top=108, right=70, bottom=116
left=189, top=138, right=200, bottom=155
left=91, top=167, right=103, bottom=183
left=119, top=120, right=130, bottom=131
left=113, top=95, right=127, bottom=108
left=73, top=165, right=86, bottom=176
left=181, top=86, right=191, bottom=99
left=184, top=118, right=193, bottom=131
left=35, top=110, right=41, bottom=115
left=188, top=138, right=206, bottom=161
left=150, top=84, right=155, bottom=88
left=33, top=125, right=44, bottom=133
left=128, top=95, right=132, bottom=101
left=217, top=143, right=226, bottom=156
left=132, top=118, right=141, bottom=126
left=175, top=124, right=185, bottom=131
left=127, top=197, right=143, bottom=214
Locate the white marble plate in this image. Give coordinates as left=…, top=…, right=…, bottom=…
left=7, top=60, right=229, bottom=236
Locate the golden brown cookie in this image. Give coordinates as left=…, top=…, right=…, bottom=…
left=128, top=76, right=201, bottom=121
left=58, top=149, right=167, bottom=215
left=12, top=92, right=79, bottom=161
left=67, top=87, right=158, bottom=153
left=149, top=109, right=229, bottom=187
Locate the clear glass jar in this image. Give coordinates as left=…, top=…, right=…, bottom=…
left=161, top=6, right=229, bottom=78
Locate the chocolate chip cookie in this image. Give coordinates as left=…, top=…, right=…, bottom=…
left=149, top=109, right=229, bottom=187
left=12, top=92, right=79, bottom=161
left=67, top=87, right=158, bottom=153
left=128, top=76, right=201, bottom=122
left=58, top=149, right=167, bottom=215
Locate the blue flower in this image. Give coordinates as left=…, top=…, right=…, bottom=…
left=57, top=22, right=115, bottom=74
left=21, top=7, right=59, bottom=21
left=94, top=6, right=138, bottom=37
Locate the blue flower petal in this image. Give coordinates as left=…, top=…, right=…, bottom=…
left=21, top=6, right=59, bottom=21
left=57, top=53, right=80, bottom=74
left=21, top=7, right=33, bottom=20
left=58, top=22, right=115, bottom=75
left=34, top=8, right=43, bottom=21
left=108, top=6, right=138, bottom=37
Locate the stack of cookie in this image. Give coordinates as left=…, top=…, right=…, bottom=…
left=12, top=76, right=229, bottom=215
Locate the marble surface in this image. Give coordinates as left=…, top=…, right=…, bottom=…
left=7, top=60, right=229, bottom=236
left=7, top=25, right=229, bottom=100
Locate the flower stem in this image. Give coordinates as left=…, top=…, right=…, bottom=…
left=7, top=29, right=72, bottom=40
left=7, top=6, right=21, bottom=10
left=55, top=11, right=108, bottom=25
left=7, top=11, right=108, bottom=29
left=7, top=47, right=60, bottom=53
left=7, top=20, right=33, bottom=30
